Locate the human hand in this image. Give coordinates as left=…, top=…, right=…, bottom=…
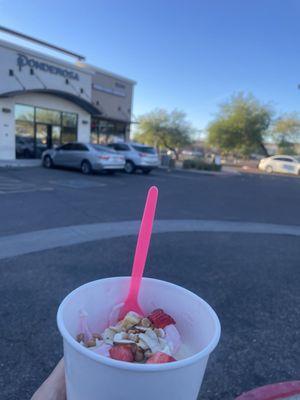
left=31, top=358, right=66, bottom=400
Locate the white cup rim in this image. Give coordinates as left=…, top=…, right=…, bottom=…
left=57, top=277, right=221, bottom=372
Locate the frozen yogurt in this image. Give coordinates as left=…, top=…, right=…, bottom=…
left=76, top=308, right=182, bottom=364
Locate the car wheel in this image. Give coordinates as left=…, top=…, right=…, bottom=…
left=43, top=155, right=53, bottom=168
left=266, top=165, right=273, bottom=174
left=142, top=169, right=151, bottom=175
left=81, top=160, right=92, bottom=175
left=124, top=160, right=135, bottom=174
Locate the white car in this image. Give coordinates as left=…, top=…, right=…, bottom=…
left=258, top=155, right=300, bottom=175
left=108, top=142, right=160, bottom=174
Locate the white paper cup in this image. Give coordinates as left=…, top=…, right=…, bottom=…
left=57, top=277, right=221, bottom=400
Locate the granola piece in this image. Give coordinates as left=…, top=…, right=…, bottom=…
left=121, top=311, right=142, bottom=330
left=76, top=333, right=84, bottom=343
left=134, top=347, right=145, bottom=362
left=92, top=333, right=102, bottom=340
left=86, top=339, right=96, bottom=347
left=78, top=309, right=93, bottom=343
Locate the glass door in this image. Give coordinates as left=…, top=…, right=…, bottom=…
left=35, top=124, right=48, bottom=158
left=52, top=126, right=61, bottom=148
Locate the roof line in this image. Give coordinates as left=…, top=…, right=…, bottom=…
left=0, top=38, right=92, bottom=76
left=78, top=62, right=137, bottom=85
left=0, top=25, right=85, bottom=61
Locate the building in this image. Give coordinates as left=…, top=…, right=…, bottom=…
left=0, top=28, right=136, bottom=160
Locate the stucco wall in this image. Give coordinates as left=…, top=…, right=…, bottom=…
left=91, top=71, right=134, bottom=122
left=0, top=39, right=92, bottom=98
left=0, top=98, right=15, bottom=159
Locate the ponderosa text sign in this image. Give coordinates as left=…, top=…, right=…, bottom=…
left=17, top=53, right=79, bottom=81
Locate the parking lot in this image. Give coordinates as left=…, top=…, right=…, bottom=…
left=1, top=166, right=300, bottom=399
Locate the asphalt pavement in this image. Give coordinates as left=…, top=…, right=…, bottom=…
left=0, top=166, right=300, bottom=400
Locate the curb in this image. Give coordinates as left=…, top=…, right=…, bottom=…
left=236, top=381, right=300, bottom=399
left=159, top=166, right=239, bottom=176
left=2, top=219, right=300, bottom=260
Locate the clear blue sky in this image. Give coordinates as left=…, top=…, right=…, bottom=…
left=1, top=0, right=300, bottom=135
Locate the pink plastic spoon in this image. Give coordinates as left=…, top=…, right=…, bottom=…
left=118, top=186, right=159, bottom=320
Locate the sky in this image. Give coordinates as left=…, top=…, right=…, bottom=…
left=1, top=0, right=300, bottom=137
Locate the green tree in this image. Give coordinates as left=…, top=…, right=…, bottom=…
left=134, top=109, right=193, bottom=159
left=207, top=92, right=273, bottom=156
left=272, top=113, right=300, bottom=155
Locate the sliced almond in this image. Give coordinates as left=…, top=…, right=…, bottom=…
left=132, top=326, right=148, bottom=332
left=103, top=328, right=115, bottom=345
left=137, top=338, right=149, bottom=350
left=154, top=328, right=165, bottom=338
left=141, top=318, right=151, bottom=328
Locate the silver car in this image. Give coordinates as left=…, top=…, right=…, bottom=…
left=108, top=142, right=160, bottom=174
left=42, top=142, right=125, bottom=174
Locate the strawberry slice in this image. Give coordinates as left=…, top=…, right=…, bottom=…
left=109, top=344, right=134, bottom=362
left=146, top=352, right=176, bottom=364
left=147, top=309, right=176, bottom=329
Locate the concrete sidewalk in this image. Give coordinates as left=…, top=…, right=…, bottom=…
left=0, top=159, right=41, bottom=168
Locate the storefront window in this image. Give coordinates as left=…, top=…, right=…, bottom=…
left=62, top=112, right=77, bottom=127
left=115, top=122, right=126, bottom=135
left=90, top=132, right=98, bottom=144
left=61, top=112, right=77, bottom=144
left=15, top=120, right=35, bottom=159
left=91, top=118, right=126, bottom=144
left=36, top=107, right=61, bottom=125
left=61, top=127, right=77, bottom=144
left=15, top=104, right=34, bottom=122
left=15, top=104, right=78, bottom=158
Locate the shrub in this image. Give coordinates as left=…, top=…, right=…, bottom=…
left=182, top=159, right=222, bottom=171
left=182, top=159, right=196, bottom=169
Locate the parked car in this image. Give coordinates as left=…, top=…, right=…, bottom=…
left=107, top=142, right=160, bottom=174
left=42, top=142, right=125, bottom=174
left=258, top=155, right=300, bottom=175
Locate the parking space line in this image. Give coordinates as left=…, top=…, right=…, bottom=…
left=0, top=187, right=54, bottom=195
left=48, top=179, right=107, bottom=189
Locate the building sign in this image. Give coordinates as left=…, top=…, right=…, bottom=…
left=17, top=53, right=79, bottom=81
left=92, top=83, right=125, bottom=97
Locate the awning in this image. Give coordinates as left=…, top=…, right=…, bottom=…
left=0, top=89, right=102, bottom=116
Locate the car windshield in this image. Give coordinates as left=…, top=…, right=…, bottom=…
left=132, top=145, right=156, bottom=154
left=294, top=156, right=300, bottom=162
left=91, top=144, right=116, bottom=153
